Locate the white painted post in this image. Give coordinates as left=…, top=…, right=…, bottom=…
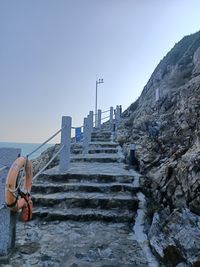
left=115, top=106, right=120, bottom=129
left=115, top=105, right=118, bottom=129
left=110, top=106, right=113, bottom=131
left=89, top=111, right=94, bottom=133
left=95, top=111, right=98, bottom=128
left=59, top=116, right=72, bottom=172
left=83, top=117, right=89, bottom=154
left=97, top=109, right=101, bottom=129
left=0, top=148, right=21, bottom=260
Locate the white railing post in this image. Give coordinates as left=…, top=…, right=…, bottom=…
left=59, top=116, right=72, bottom=172
left=110, top=106, right=113, bottom=131
left=97, top=109, right=101, bottom=129
left=89, top=111, right=94, bottom=133
left=83, top=117, right=89, bottom=154
left=0, top=148, right=21, bottom=259
left=95, top=112, right=97, bottom=128
left=115, top=105, right=121, bottom=129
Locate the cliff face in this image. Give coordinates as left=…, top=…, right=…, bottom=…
left=119, top=31, right=200, bottom=215
left=117, top=31, right=200, bottom=265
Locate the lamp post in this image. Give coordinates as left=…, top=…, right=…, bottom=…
left=95, top=78, right=104, bottom=127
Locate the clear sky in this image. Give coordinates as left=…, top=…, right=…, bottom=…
left=0, top=0, right=200, bottom=143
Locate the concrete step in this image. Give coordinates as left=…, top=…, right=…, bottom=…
left=91, top=138, right=111, bottom=142
left=88, top=148, right=118, bottom=154
left=89, top=142, right=118, bottom=148
left=70, top=153, right=123, bottom=163
left=72, top=148, right=118, bottom=155
left=33, top=207, right=135, bottom=223
left=91, top=131, right=111, bottom=136
left=71, top=143, right=119, bottom=154
left=36, top=173, right=135, bottom=184
left=32, top=182, right=140, bottom=194
left=32, top=191, right=138, bottom=210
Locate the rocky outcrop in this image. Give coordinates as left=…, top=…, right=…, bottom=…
left=119, top=31, right=200, bottom=215
left=116, top=31, right=200, bottom=265
left=149, top=209, right=200, bottom=266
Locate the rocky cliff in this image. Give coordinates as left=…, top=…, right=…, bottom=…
left=117, top=31, right=200, bottom=266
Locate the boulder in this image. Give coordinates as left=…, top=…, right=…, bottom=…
left=149, top=209, right=200, bottom=266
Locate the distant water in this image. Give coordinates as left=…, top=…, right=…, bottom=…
left=0, top=142, right=54, bottom=159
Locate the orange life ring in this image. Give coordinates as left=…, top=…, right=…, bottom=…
left=5, top=156, right=33, bottom=221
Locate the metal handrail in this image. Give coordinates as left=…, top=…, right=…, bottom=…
left=101, top=115, right=110, bottom=121
left=26, top=126, right=65, bottom=158
left=0, top=204, right=5, bottom=210
left=33, top=145, right=64, bottom=180
left=101, top=109, right=110, bottom=114
left=94, top=109, right=110, bottom=116
left=0, top=166, right=7, bottom=172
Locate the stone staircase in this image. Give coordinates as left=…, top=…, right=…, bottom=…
left=32, top=130, right=140, bottom=223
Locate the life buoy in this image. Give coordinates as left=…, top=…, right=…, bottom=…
left=5, top=156, right=33, bottom=222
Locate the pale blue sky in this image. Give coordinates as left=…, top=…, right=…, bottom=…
left=0, top=0, right=200, bottom=143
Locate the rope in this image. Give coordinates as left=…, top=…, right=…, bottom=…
left=102, top=109, right=110, bottom=114
left=27, top=127, right=64, bottom=158
left=94, top=109, right=110, bottom=116
left=32, top=145, right=64, bottom=180
left=0, top=166, right=7, bottom=172
left=0, top=204, right=5, bottom=210
left=101, top=115, right=110, bottom=121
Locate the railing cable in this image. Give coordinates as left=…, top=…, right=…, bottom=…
left=32, top=145, right=64, bottom=180
left=0, top=166, right=7, bottom=172
left=93, top=109, right=110, bottom=117
left=27, top=127, right=65, bottom=158
left=101, top=115, right=110, bottom=121
left=0, top=204, right=5, bottom=211
left=101, top=109, right=110, bottom=114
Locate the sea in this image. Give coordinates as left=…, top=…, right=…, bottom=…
left=0, top=142, right=54, bottom=159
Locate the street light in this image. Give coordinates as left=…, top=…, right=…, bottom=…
left=95, top=78, right=104, bottom=127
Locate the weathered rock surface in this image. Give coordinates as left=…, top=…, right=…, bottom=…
left=120, top=31, right=200, bottom=215
left=114, top=31, right=200, bottom=266
left=149, top=209, right=200, bottom=266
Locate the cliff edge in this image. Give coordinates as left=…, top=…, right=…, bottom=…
left=117, top=31, right=200, bottom=266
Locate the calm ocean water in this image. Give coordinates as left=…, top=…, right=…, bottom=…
left=0, top=142, right=54, bottom=159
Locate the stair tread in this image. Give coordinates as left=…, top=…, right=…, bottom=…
left=89, top=142, right=118, bottom=145
left=73, top=148, right=118, bottom=151
left=41, top=162, right=138, bottom=180
left=32, top=191, right=135, bottom=200
left=32, top=182, right=138, bottom=188
left=32, top=182, right=140, bottom=194
left=33, top=207, right=134, bottom=217
left=71, top=153, right=121, bottom=159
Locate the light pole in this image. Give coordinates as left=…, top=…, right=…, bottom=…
left=95, top=78, right=104, bottom=127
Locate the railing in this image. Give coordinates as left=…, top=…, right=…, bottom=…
left=0, top=166, right=7, bottom=172
left=3, top=105, right=122, bottom=178
left=82, top=105, right=122, bottom=154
